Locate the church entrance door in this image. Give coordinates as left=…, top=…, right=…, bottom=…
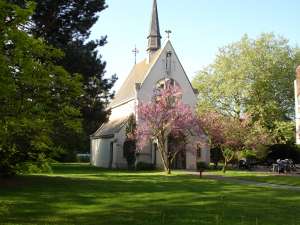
left=168, top=135, right=186, bottom=169
left=172, top=151, right=186, bottom=169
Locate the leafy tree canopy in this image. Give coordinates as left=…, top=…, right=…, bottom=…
left=193, top=33, right=300, bottom=134
left=30, top=0, right=117, bottom=127
left=0, top=1, right=83, bottom=175
left=14, top=0, right=118, bottom=155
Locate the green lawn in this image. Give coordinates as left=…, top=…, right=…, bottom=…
left=0, top=164, right=300, bottom=225
left=207, top=170, right=300, bottom=186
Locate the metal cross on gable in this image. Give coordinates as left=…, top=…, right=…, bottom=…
left=165, top=30, right=172, bottom=39
left=132, top=45, right=139, bottom=65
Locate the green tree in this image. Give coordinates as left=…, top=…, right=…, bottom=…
left=193, top=33, right=300, bottom=136
left=26, top=0, right=117, bottom=156
left=0, top=1, right=83, bottom=175
left=198, top=112, right=271, bottom=173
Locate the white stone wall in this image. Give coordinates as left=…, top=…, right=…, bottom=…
left=91, top=125, right=129, bottom=169
left=113, top=126, right=128, bottom=169
left=137, top=41, right=197, bottom=108
left=136, top=140, right=152, bottom=165
left=200, top=148, right=211, bottom=164
left=155, top=148, right=164, bottom=169
left=186, top=150, right=197, bottom=170
left=91, top=138, right=113, bottom=168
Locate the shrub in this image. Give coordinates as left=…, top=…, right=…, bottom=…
left=210, top=147, right=223, bottom=168
left=266, top=144, right=300, bottom=164
left=196, top=161, right=208, bottom=172
left=16, top=161, right=52, bottom=174
left=135, top=162, right=154, bottom=171
left=123, top=139, right=136, bottom=170
left=57, top=152, right=77, bottom=162
left=76, top=153, right=90, bottom=163
left=240, top=149, right=256, bottom=160
left=255, top=145, right=269, bottom=161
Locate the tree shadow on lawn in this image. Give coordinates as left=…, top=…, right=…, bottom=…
left=0, top=173, right=300, bottom=225
left=50, top=163, right=165, bottom=175
left=50, top=163, right=116, bottom=175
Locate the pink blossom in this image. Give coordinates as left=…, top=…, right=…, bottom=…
left=136, top=84, right=205, bottom=173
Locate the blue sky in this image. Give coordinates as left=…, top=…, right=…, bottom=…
left=90, top=0, right=300, bottom=91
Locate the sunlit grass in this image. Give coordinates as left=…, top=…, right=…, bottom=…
left=0, top=163, right=299, bottom=225
left=206, top=170, right=300, bottom=186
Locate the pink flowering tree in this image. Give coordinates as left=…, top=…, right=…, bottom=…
left=136, top=84, right=205, bottom=174
left=198, top=111, right=271, bottom=173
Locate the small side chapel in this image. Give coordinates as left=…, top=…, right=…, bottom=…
left=90, top=0, right=210, bottom=170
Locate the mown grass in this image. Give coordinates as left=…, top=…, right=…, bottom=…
left=0, top=163, right=300, bottom=225
left=207, top=170, right=300, bottom=186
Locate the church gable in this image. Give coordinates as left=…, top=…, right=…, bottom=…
left=138, top=41, right=197, bottom=107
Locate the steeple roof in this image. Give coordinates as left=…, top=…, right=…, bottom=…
left=147, top=0, right=161, bottom=52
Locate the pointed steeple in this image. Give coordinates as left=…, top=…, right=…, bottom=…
left=147, top=0, right=161, bottom=53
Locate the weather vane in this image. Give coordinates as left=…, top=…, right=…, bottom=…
left=165, top=30, right=172, bottom=39
left=132, top=45, right=139, bottom=65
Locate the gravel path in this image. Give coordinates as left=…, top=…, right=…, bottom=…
left=188, top=172, right=300, bottom=191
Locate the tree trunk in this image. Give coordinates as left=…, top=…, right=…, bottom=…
left=222, top=160, right=227, bottom=173
left=156, top=134, right=173, bottom=175
left=167, top=155, right=172, bottom=175
left=157, top=141, right=169, bottom=174
left=167, top=167, right=171, bottom=174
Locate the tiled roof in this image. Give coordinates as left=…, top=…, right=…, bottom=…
left=91, top=117, right=128, bottom=138
left=109, top=49, right=162, bottom=108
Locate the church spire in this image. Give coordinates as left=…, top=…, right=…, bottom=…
left=147, top=0, right=161, bottom=53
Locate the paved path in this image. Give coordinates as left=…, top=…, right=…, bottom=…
left=188, top=172, right=300, bottom=191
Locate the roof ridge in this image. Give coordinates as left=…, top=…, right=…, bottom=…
left=109, top=43, right=167, bottom=108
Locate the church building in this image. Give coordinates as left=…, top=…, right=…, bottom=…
left=90, top=0, right=210, bottom=170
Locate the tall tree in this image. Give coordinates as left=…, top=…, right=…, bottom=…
left=193, top=33, right=300, bottom=135
left=30, top=0, right=117, bottom=154
left=0, top=1, right=83, bottom=175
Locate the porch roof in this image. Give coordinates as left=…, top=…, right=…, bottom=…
left=91, top=117, right=128, bottom=139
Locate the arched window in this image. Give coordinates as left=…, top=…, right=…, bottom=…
left=156, top=78, right=180, bottom=90
left=154, top=78, right=182, bottom=105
